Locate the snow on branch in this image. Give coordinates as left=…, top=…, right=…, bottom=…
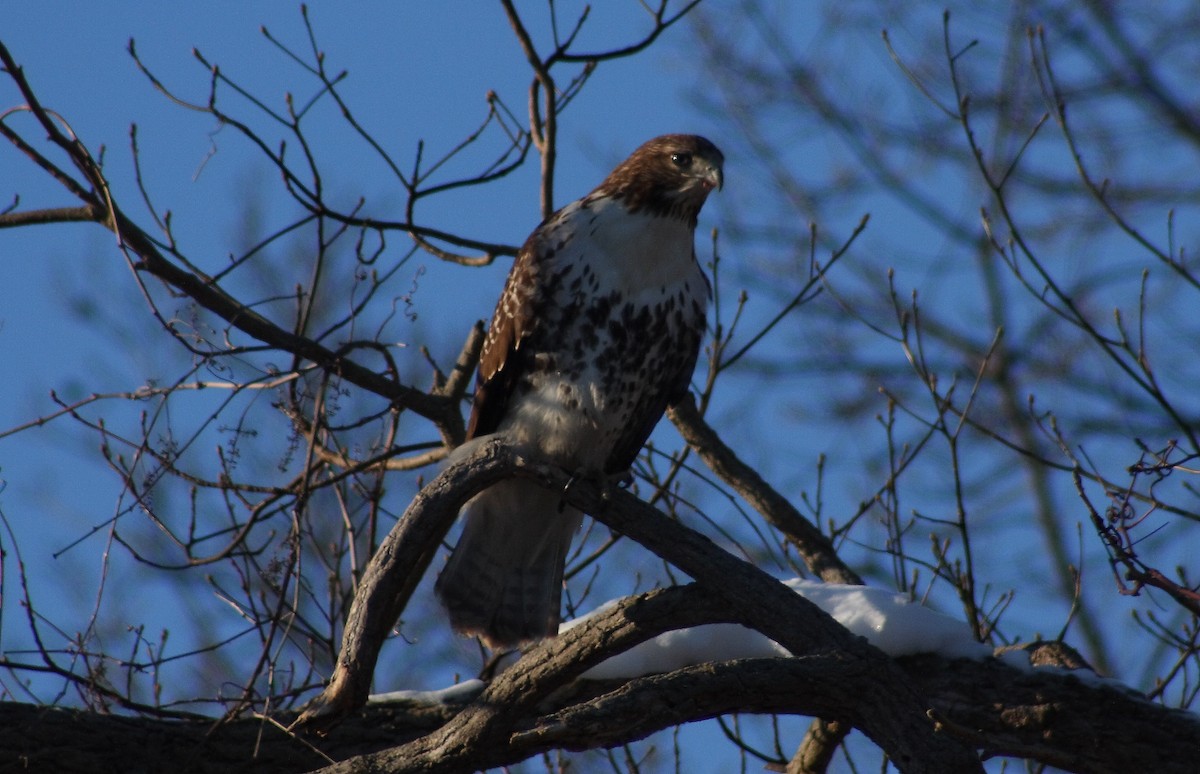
left=568, top=578, right=993, bottom=680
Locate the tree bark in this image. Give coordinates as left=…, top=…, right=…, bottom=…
left=299, top=441, right=981, bottom=771
left=3, top=646, right=1196, bottom=773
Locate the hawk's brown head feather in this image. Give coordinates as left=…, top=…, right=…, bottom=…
left=595, top=134, right=724, bottom=226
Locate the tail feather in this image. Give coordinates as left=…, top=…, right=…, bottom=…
left=435, top=479, right=582, bottom=648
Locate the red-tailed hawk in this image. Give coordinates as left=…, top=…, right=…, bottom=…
left=435, top=134, right=724, bottom=648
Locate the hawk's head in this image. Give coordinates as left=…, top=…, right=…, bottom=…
left=597, top=134, right=724, bottom=226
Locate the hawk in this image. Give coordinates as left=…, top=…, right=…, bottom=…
left=435, top=134, right=724, bottom=648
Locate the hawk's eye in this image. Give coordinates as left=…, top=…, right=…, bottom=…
left=670, top=152, right=693, bottom=168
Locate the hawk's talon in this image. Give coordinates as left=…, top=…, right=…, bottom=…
left=558, top=468, right=622, bottom=509
left=557, top=473, right=579, bottom=513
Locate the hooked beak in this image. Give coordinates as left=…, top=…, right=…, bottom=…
left=701, top=163, right=724, bottom=192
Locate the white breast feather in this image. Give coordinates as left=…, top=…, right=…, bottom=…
left=500, top=197, right=706, bottom=470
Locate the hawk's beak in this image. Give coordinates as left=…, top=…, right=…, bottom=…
left=702, top=164, right=724, bottom=192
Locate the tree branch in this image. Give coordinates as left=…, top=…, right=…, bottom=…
left=295, top=438, right=981, bottom=772
left=6, top=641, right=1195, bottom=773
left=669, top=395, right=862, bottom=585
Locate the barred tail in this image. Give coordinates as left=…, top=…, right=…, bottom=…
left=435, top=479, right=582, bottom=648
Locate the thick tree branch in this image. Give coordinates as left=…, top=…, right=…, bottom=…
left=6, top=642, right=1195, bottom=773
left=296, top=439, right=981, bottom=772
left=0, top=696, right=460, bottom=774
left=291, top=440, right=513, bottom=732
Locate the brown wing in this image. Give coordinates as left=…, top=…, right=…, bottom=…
left=466, top=231, right=545, bottom=440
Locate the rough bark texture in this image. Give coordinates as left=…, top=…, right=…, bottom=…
left=3, top=646, right=1197, bottom=773
left=0, top=698, right=457, bottom=774
left=293, top=440, right=982, bottom=773
left=2, top=444, right=1193, bottom=773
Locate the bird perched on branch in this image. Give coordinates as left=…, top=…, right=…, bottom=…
left=436, top=134, right=724, bottom=648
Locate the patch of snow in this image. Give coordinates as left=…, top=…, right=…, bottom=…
left=782, top=579, right=991, bottom=661
left=369, top=581, right=1143, bottom=708
left=569, top=578, right=991, bottom=679
left=369, top=678, right=486, bottom=705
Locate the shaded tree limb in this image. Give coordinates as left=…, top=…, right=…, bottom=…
left=0, top=696, right=460, bottom=774
left=295, top=438, right=981, bottom=772
left=518, top=644, right=1195, bottom=774
left=4, top=642, right=1195, bottom=773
